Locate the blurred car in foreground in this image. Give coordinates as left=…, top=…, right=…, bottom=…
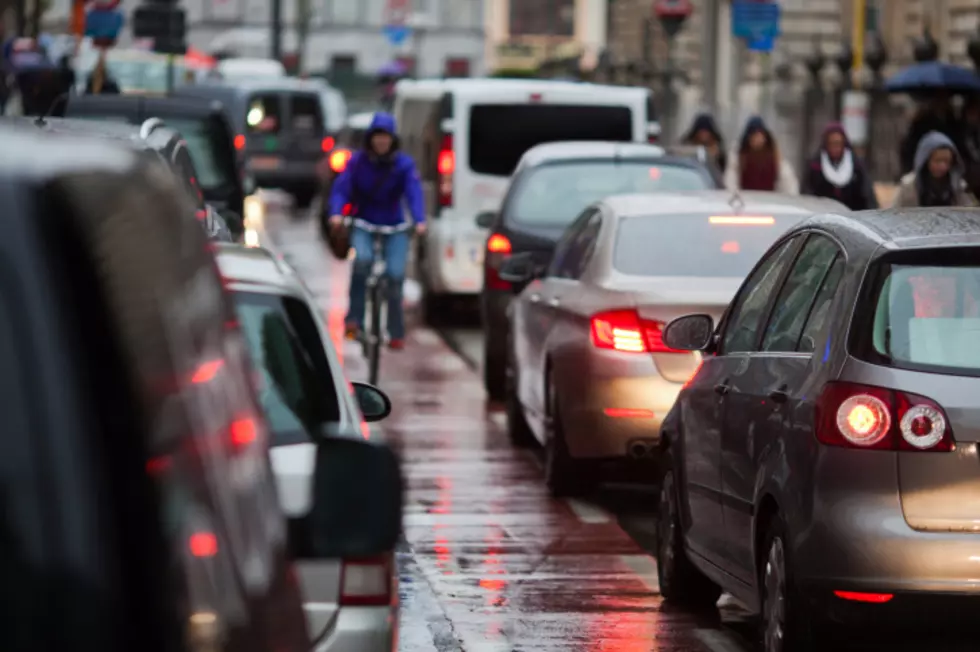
left=0, top=125, right=402, bottom=652
left=480, top=141, right=724, bottom=401
left=214, top=244, right=399, bottom=652
left=658, top=207, right=980, bottom=652
left=177, top=78, right=330, bottom=207
left=64, top=93, right=248, bottom=221
left=502, top=191, right=845, bottom=496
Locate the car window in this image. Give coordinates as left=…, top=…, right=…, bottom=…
left=509, top=161, right=712, bottom=227
left=161, top=117, right=234, bottom=189
left=798, top=256, right=846, bottom=353
left=233, top=291, right=340, bottom=445
left=170, top=143, right=205, bottom=208
left=246, top=94, right=281, bottom=134
left=549, top=208, right=599, bottom=279
left=721, top=236, right=800, bottom=354
left=289, top=94, right=323, bottom=132
left=761, top=235, right=841, bottom=352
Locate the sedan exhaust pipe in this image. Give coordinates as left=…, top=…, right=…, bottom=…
left=628, top=440, right=656, bottom=459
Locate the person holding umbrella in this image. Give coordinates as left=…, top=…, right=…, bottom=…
left=801, top=122, right=878, bottom=210
left=892, top=130, right=976, bottom=208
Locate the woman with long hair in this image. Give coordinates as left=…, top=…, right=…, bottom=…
left=724, top=115, right=799, bottom=194
left=801, top=122, right=878, bottom=210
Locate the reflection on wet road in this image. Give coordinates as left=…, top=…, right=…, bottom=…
left=268, top=208, right=974, bottom=652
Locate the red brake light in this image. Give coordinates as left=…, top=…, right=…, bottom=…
left=321, top=136, right=335, bottom=152
left=816, top=382, right=955, bottom=452
left=234, top=134, right=245, bottom=150
left=340, top=555, right=393, bottom=606
left=438, top=134, right=453, bottom=207
left=230, top=417, right=257, bottom=448
left=189, top=532, right=218, bottom=558
left=834, top=591, right=894, bottom=603
left=590, top=310, right=682, bottom=354
left=487, top=233, right=511, bottom=254
left=330, top=149, right=352, bottom=173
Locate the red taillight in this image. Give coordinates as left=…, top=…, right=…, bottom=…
left=234, top=134, right=245, bottom=150
left=589, top=309, right=682, bottom=354
left=330, top=149, right=352, bottom=173
left=815, top=382, right=955, bottom=452
left=438, top=134, right=453, bottom=207
left=195, top=208, right=207, bottom=221
left=487, top=233, right=511, bottom=254
left=230, top=417, right=258, bottom=448
left=189, top=532, right=219, bottom=558
left=834, top=591, right=894, bottom=604
left=484, top=233, right=512, bottom=290
left=340, top=555, right=393, bottom=606
left=321, top=136, right=335, bottom=152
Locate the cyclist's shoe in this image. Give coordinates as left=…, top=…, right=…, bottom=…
left=344, top=323, right=361, bottom=340
left=389, top=338, right=406, bottom=351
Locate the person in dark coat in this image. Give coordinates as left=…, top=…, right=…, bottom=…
left=801, top=122, right=878, bottom=210
left=724, top=115, right=799, bottom=193
left=892, top=130, right=977, bottom=207
left=682, top=112, right=727, bottom=173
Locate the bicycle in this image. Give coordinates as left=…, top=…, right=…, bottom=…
left=362, top=230, right=389, bottom=386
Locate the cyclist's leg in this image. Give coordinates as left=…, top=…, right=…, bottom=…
left=382, top=229, right=410, bottom=344
left=346, top=227, right=376, bottom=334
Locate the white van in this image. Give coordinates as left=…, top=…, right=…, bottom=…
left=393, top=78, right=660, bottom=320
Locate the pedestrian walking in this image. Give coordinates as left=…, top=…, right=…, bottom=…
left=724, top=116, right=799, bottom=194
left=682, top=112, right=726, bottom=174
left=899, top=94, right=960, bottom=175
left=801, top=122, right=878, bottom=210
left=892, top=130, right=977, bottom=207
left=957, top=96, right=980, bottom=199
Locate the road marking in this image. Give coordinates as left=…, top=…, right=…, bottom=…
left=694, top=628, right=750, bottom=652
left=618, top=554, right=658, bottom=591
left=566, top=498, right=612, bottom=523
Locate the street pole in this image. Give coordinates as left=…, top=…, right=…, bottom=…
left=851, top=0, right=866, bottom=85
left=166, top=54, right=175, bottom=94
left=846, top=0, right=869, bottom=154
left=701, top=0, right=719, bottom=113
left=270, top=0, right=282, bottom=61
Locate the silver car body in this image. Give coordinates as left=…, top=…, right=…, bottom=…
left=665, top=207, right=980, bottom=621
left=510, top=191, right=846, bottom=465
left=214, top=244, right=396, bottom=652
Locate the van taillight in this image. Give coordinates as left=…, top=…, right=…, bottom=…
left=340, top=555, right=393, bottom=606
left=815, top=382, right=955, bottom=452
left=484, top=233, right=512, bottom=290
left=321, top=136, right=335, bottom=152
left=438, top=134, right=454, bottom=207
left=234, top=134, right=245, bottom=150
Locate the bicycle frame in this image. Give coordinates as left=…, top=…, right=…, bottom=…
left=363, top=233, right=387, bottom=385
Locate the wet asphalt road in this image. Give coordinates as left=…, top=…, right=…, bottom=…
left=263, top=201, right=974, bottom=652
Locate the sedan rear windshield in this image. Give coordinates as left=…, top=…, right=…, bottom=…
left=855, top=250, right=980, bottom=375
left=614, top=213, right=806, bottom=277
left=510, top=162, right=711, bottom=226
left=233, top=291, right=340, bottom=446
left=160, top=117, right=233, bottom=189
left=469, top=104, right=633, bottom=176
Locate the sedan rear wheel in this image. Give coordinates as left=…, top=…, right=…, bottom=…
left=544, top=372, right=592, bottom=497
left=505, top=359, right=535, bottom=448
left=761, top=518, right=814, bottom=652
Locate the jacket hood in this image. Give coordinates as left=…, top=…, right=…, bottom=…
left=821, top=121, right=851, bottom=149
left=684, top=113, right=724, bottom=143
left=367, top=111, right=397, bottom=135
left=738, top=115, right=772, bottom=151
left=913, top=130, right=962, bottom=173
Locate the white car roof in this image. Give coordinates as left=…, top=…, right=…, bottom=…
left=394, top=77, right=651, bottom=100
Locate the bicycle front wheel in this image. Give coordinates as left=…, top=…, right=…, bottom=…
left=366, top=281, right=384, bottom=384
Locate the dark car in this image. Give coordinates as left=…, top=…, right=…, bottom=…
left=657, top=208, right=980, bottom=651
left=63, top=93, right=247, bottom=220
left=478, top=141, right=723, bottom=401
left=0, top=125, right=402, bottom=652
left=176, top=79, right=331, bottom=207
left=9, top=116, right=242, bottom=241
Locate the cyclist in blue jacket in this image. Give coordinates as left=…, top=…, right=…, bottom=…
left=328, top=111, right=426, bottom=350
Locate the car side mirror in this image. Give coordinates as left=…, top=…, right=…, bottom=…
left=292, top=437, right=402, bottom=559
left=219, top=209, right=245, bottom=239
left=351, top=381, right=392, bottom=422
left=475, top=211, right=496, bottom=228
left=662, top=314, right=715, bottom=351
left=497, top=252, right=536, bottom=283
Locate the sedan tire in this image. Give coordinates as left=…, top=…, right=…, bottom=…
left=484, top=344, right=506, bottom=402
left=505, top=362, right=535, bottom=448
left=656, top=468, right=722, bottom=609
left=760, top=517, right=816, bottom=652
left=545, top=373, right=593, bottom=497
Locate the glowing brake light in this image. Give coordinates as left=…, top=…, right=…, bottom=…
left=437, top=134, right=453, bottom=207
left=590, top=309, right=682, bottom=354
left=709, top=215, right=775, bottom=225
left=834, top=591, right=893, bottom=604
left=230, top=417, right=258, bottom=448
left=189, top=532, right=219, bottom=558
left=234, top=134, right=245, bottom=150
left=329, top=149, right=352, bottom=173
left=321, top=136, right=335, bottom=152
left=487, top=233, right=511, bottom=254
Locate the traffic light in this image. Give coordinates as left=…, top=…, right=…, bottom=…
left=132, top=2, right=187, bottom=55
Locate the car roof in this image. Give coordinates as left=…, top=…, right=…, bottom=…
left=395, top=77, right=650, bottom=99
left=805, top=207, right=980, bottom=250
left=2, top=115, right=180, bottom=152
left=213, top=244, right=303, bottom=294
left=601, top=190, right=847, bottom=217
left=0, top=122, right=138, bottom=182
left=199, top=77, right=323, bottom=95
left=518, top=141, right=667, bottom=168
left=66, top=94, right=223, bottom=119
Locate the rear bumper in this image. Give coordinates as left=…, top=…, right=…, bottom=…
left=422, top=218, right=485, bottom=295
left=314, top=605, right=397, bottom=652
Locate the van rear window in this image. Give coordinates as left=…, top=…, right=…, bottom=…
left=468, top=104, right=633, bottom=176
left=246, top=94, right=281, bottom=134
left=289, top=94, right=323, bottom=132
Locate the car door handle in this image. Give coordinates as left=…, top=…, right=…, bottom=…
left=529, top=293, right=541, bottom=303
left=768, top=386, right=789, bottom=404
left=714, top=382, right=730, bottom=396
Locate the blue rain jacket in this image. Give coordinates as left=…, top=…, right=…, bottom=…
left=328, top=112, right=425, bottom=227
